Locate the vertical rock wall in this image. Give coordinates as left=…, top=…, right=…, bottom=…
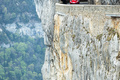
left=34, top=0, right=59, bottom=79
left=34, top=0, right=120, bottom=80
left=54, top=4, right=120, bottom=80
left=54, top=14, right=120, bottom=80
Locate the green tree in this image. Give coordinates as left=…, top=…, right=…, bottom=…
left=33, top=55, right=37, bottom=61
left=36, top=45, right=41, bottom=53
left=8, top=61, right=13, bottom=70
left=10, top=47, right=16, bottom=59
left=32, top=72, right=37, bottom=78
left=21, top=61, right=27, bottom=74
left=0, top=52, right=4, bottom=63
left=11, top=12, right=16, bottom=19
left=28, top=64, right=34, bottom=71
left=14, top=67, right=22, bottom=80
left=0, top=65, right=5, bottom=80
left=9, top=71, right=16, bottom=80
left=0, top=30, right=45, bottom=80
left=1, top=5, right=7, bottom=14
left=14, top=42, right=28, bottom=53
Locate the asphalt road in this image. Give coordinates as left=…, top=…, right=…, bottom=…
left=67, top=2, right=88, bottom=4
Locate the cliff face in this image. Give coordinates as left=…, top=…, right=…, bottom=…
left=54, top=4, right=120, bottom=80
left=90, top=0, right=120, bottom=5
left=34, top=0, right=59, bottom=79
left=34, top=0, right=120, bottom=80
left=2, top=21, right=43, bottom=38
left=100, top=0, right=120, bottom=5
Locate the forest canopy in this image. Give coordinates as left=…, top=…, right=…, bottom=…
left=0, top=0, right=39, bottom=24
left=0, top=29, right=45, bottom=80
left=0, top=0, right=45, bottom=80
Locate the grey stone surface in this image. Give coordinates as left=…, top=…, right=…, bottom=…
left=34, top=0, right=59, bottom=80
left=34, top=0, right=120, bottom=80
left=4, top=21, right=44, bottom=38
left=34, top=0, right=59, bottom=46
left=56, top=14, right=120, bottom=80
left=88, top=0, right=120, bottom=4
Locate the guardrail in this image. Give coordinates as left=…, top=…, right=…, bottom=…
left=56, top=3, right=120, bottom=16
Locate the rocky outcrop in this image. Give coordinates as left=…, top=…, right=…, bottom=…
left=34, top=0, right=59, bottom=45
left=4, top=21, right=44, bottom=38
left=100, top=0, right=120, bottom=5
left=34, top=0, right=120, bottom=80
left=88, top=0, right=120, bottom=4
left=34, top=0, right=59, bottom=79
left=53, top=4, right=120, bottom=80
left=54, top=14, right=120, bottom=80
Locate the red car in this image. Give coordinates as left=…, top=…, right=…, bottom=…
left=70, top=0, right=79, bottom=4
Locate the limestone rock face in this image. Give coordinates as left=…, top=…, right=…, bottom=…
left=34, top=0, right=120, bottom=80
left=90, top=0, right=120, bottom=4
left=100, top=0, right=120, bottom=5
left=34, top=0, right=59, bottom=79
left=34, top=0, right=59, bottom=46
left=4, top=21, right=43, bottom=38
left=54, top=14, right=120, bottom=80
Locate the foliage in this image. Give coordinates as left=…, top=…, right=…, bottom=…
left=0, top=0, right=40, bottom=24
left=96, top=34, right=103, bottom=41
left=0, top=0, right=44, bottom=80
left=0, top=29, right=45, bottom=80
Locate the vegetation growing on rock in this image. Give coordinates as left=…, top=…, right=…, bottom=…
left=96, top=34, right=103, bottom=41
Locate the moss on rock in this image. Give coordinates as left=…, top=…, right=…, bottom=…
left=96, top=34, right=103, bottom=41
